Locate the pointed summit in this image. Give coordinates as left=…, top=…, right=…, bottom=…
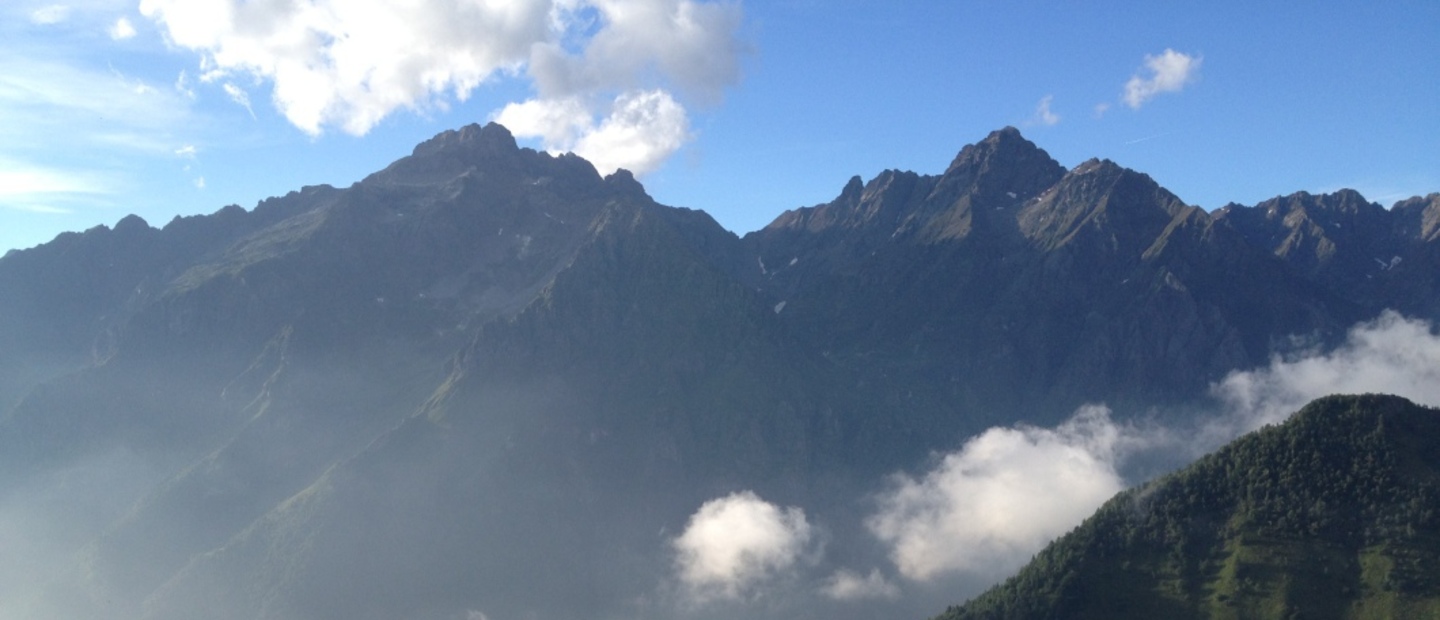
left=943, top=126, right=1059, bottom=177
left=931, top=127, right=1066, bottom=212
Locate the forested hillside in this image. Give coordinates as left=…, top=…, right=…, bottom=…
left=941, top=394, right=1440, bottom=620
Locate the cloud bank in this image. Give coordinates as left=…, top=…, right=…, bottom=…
left=1123, top=48, right=1201, bottom=109
left=673, top=491, right=813, bottom=602
left=1209, top=310, right=1440, bottom=441
left=139, top=0, right=744, bottom=176
left=862, top=311, right=1440, bottom=587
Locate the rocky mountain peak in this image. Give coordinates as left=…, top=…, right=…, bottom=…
left=838, top=175, right=865, bottom=205
left=410, top=122, right=518, bottom=158
left=367, top=122, right=578, bottom=188
left=928, top=127, right=1067, bottom=225
left=112, top=214, right=153, bottom=237
left=1017, top=156, right=1195, bottom=254
left=1392, top=193, right=1440, bottom=242
left=1213, top=189, right=1394, bottom=282
left=941, top=126, right=1064, bottom=187
left=603, top=168, right=651, bottom=201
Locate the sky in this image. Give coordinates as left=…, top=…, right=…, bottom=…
left=2, top=0, right=1437, bottom=255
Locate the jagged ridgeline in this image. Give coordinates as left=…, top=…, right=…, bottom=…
left=939, top=394, right=1440, bottom=620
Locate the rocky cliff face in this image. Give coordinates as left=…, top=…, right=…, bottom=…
left=1, top=124, right=1437, bottom=620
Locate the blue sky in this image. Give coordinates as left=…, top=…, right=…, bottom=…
left=3, top=0, right=1437, bottom=255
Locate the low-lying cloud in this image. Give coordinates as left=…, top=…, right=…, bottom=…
left=867, top=405, right=1131, bottom=581
left=673, top=491, right=813, bottom=602
left=862, top=311, right=1440, bottom=588
left=140, top=0, right=744, bottom=176
left=820, top=568, right=900, bottom=601
left=1207, top=310, right=1440, bottom=444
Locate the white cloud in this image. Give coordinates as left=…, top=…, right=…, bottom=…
left=221, top=82, right=254, bottom=117
left=139, top=0, right=743, bottom=175
left=496, top=88, right=691, bottom=176
left=109, top=16, right=135, bottom=39
left=1122, top=48, right=1201, bottom=109
left=820, top=568, right=900, bottom=601
left=0, top=159, right=113, bottom=214
left=868, top=405, right=1130, bottom=581
left=673, top=491, right=813, bottom=602
left=856, top=311, right=1440, bottom=591
left=1208, top=310, right=1440, bottom=439
left=1032, top=94, right=1059, bottom=126
left=29, top=4, right=71, bottom=24
left=572, top=89, right=689, bottom=175
left=529, top=0, right=744, bottom=104
left=193, top=176, right=205, bottom=189
left=174, top=144, right=197, bottom=158
left=493, top=96, right=594, bottom=149
left=139, top=0, right=553, bottom=135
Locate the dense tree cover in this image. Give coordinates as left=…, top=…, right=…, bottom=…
left=939, top=394, right=1440, bottom=620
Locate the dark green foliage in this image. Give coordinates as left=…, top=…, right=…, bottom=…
left=939, top=394, right=1440, bottom=620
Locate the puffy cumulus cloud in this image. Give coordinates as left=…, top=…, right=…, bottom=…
left=529, top=0, right=743, bottom=103
left=673, top=491, right=813, bottom=602
left=868, top=405, right=1131, bottom=581
left=497, top=88, right=690, bottom=176
left=139, top=0, right=551, bottom=135
left=820, top=568, right=900, bottom=601
left=1122, top=48, right=1201, bottom=109
left=1209, top=310, right=1440, bottom=439
left=140, top=0, right=743, bottom=176
left=577, top=89, right=689, bottom=175
left=501, top=0, right=741, bottom=176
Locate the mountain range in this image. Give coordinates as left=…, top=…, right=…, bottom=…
left=1, top=123, right=1437, bottom=619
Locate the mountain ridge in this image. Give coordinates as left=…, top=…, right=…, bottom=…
left=2, top=123, right=1439, bottom=620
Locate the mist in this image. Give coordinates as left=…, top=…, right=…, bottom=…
left=3, top=311, right=1438, bottom=620
left=829, top=310, right=1440, bottom=605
